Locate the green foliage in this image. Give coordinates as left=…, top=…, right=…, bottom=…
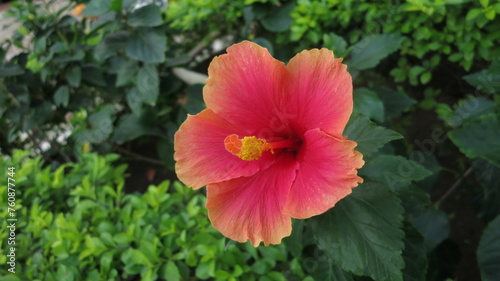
left=0, top=151, right=310, bottom=280
left=310, top=182, right=405, bottom=281
left=477, top=215, right=500, bottom=281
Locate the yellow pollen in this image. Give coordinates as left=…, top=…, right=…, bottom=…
left=224, top=135, right=274, bottom=161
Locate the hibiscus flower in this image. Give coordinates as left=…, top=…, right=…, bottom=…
left=174, top=41, right=364, bottom=246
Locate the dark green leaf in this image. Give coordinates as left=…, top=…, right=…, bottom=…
left=94, top=31, right=130, bottom=61
left=373, top=87, right=416, bottom=119
left=463, top=59, right=500, bottom=94
left=82, top=66, right=107, bottom=86
left=73, top=106, right=114, bottom=144
left=127, top=4, right=163, bottom=27
left=54, top=85, right=70, bottom=107
left=409, top=207, right=450, bottom=252
left=126, top=29, right=166, bottom=63
left=116, top=60, right=138, bottom=87
left=477, top=215, right=500, bottom=281
left=0, top=64, right=25, bottom=77
left=66, top=66, right=82, bottom=87
left=348, top=34, right=404, bottom=70
left=343, top=114, right=403, bottom=156
left=446, top=97, right=496, bottom=127
left=259, top=2, right=295, bottom=32
left=322, top=32, right=348, bottom=58
left=308, top=258, right=354, bottom=281
left=111, top=113, right=161, bottom=144
left=360, top=155, right=432, bottom=190
left=471, top=158, right=500, bottom=222
left=253, top=38, right=274, bottom=55
left=83, top=0, right=114, bottom=17
left=402, top=224, right=428, bottom=281
left=137, top=65, right=159, bottom=105
left=449, top=113, right=500, bottom=167
left=310, top=182, right=405, bottom=281
left=353, top=88, right=385, bottom=122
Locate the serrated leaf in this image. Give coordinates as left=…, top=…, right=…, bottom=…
left=477, top=215, right=500, bottom=281
left=54, top=85, right=69, bottom=107
left=463, top=60, right=500, bottom=94
left=372, top=87, right=416, bottom=119
left=446, top=97, right=496, bottom=127
left=94, top=31, right=130, bottom=61
left=471, top=158, right=500, bottom=222
left=116, top=60, right=138, bottom=87
left=353, top=88, right=385, bottom=122
left=127, top=4, right=163, bottom=27
left=448, top=113, right=500, bottom=167
left=360, top=155, right=432, bottom=190
left=137, top=64, right=159, bottom=105
left=343, top=114, right=403, bottom=155
left=126, top=29, right=166, bottom=63
left=310, top=182, right=405, bottom=281
left=348, top=33, right=403, bottom=70
left=309, top=258, right=354, bottom=281
left=402, top=224, right=428, bottom=281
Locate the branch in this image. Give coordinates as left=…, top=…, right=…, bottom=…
left=433, top=167, right=473, bottom=207
left=113, top=145, right=165, bottom=166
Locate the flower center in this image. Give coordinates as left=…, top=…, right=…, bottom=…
left=224, top=134, right=297, bottom=161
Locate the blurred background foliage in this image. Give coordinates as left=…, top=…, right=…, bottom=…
left=0, top=0, right=500, bottom=280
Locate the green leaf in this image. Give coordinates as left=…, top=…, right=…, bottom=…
left=477, top=215, right=500, bottom=281
left=322, top=32, right=348, bottom=58
left=308, top=258, right=354, bottom=281
left=463, top=60, right=500, bottom=93
left=310, top=182, right=405, bottom=281
left=116, top=60, right=138, bottom=87
left=126, top=29, right=166, bottom=63
left=0, top=64, right=25, bottom=77
left=73, top=106, right=114, bottom=144
left=449, top=113, right=500, bottom=167
left=253, top=37, right=274, bottom=55
left=196, top=260, right=215, bottom=279
left=160, top=261, right=181, bottom=281
left=409, top=207, right=450, bottom=252
left=82, top=65, right=107, bottom=86
left=127, top=4, right=163, bottom=27
left=353, top=88, right=385, bottom=122
left=466, top=8, right=483, bottom=21
left=111, top=113, right=161, bottom=144
left=348, top=33, right=404, bottom=70
left=343, top=114, right=403, bottom=156
left=83, top=0, right=114, bottom=17
left=402, top=224, right=428, bottom=281
left=137, top=64, right=160, bottom=105
left=54, top=85, right=70, bottom=107
left=471, top=159, right=500, bottom=222
left=94, top=31, right=130, bottom=61
left=373, top=87, right=416, bottom=119
left=360, top=155, right=432, bottom=190
left=445, top=97, right=496, bottom=127
left=66, top=66, right=82, bottom=87
left=259, top=2, right=295, bottom=32
left=130, top=249, right=151, bottom=265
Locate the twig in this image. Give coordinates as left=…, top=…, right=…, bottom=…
left=433, top=167, right=473, bottom=207
left=113, top=145, right=165, bottom=166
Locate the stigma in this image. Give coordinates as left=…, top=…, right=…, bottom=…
left=224, top=134, right=298, bottom=161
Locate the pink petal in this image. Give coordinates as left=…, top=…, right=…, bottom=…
left=204, top=41, right=292, bottom=138
left=174, top=109, right=276, bottom=189
left=284, top=48, right=353, bottom=138
left=206, top=155, right=299, bottom=246
left=283, top=128, right=364, bottom=219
